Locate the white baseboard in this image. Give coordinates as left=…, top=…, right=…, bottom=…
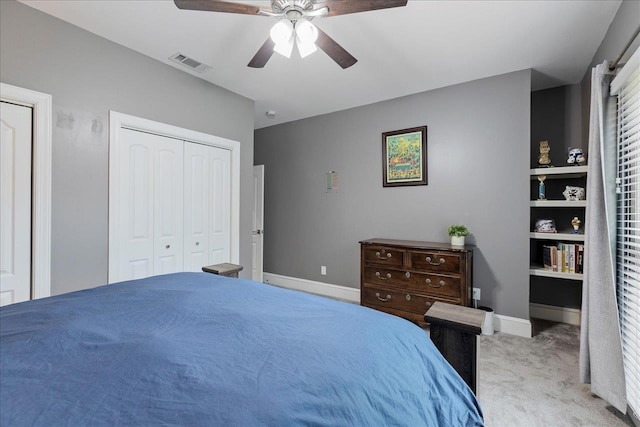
left=263, top=273, right=360, bottom=303
left=263, top=272, right=533, bottom=338
left=494, top=314, right=532, bottom=338
left=529, top=303, right=581, bottom=326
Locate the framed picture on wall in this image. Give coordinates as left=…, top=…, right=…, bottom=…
left=382, top=126, right=427, bottom=187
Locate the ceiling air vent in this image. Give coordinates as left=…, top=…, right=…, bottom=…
left=169, top=53, right=212, bottom=73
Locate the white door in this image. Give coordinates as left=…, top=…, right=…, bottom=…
left=184, top=143, right=232, bottom=271
left=0, top=102, right=32, bottom=306
left=117, top=128, right=183, bottom=281
left=252, top=165, right=264, bottom=282
left=208, top=147, right=231, bottom=265
left=184, top=142, right=211, bottom=271
left=153, top=135, right=184, bottom=275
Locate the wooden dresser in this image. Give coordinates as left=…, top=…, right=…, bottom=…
left=360, top=238, right=473, bottom=326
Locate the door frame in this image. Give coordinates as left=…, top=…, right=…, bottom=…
left=0, top=83, right=52, bottom=300
left=108, top=111, right=241, bottom=283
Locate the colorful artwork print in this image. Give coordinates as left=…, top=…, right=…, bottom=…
left=386, top=132, right=422, bottom=181
left=382, top=126, right=427, bottom=187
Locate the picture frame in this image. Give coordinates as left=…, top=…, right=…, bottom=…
left=382, top=126, right=427, bottom=187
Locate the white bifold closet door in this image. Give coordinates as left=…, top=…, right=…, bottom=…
left=118, top=129, right=184, bottom=280
left=183, top=142, right=231, bottom=271
left=115, top=128, right=231, bottom=282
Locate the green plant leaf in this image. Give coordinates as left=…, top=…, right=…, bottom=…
left=447, top=224, right=468, bottom=237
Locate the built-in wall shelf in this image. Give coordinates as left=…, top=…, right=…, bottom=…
left=530, top=166, right=588, bottom=179
left=529, top=267, right=584, bottom=281
left=529, top=232, right=585, bottom=242
left=529, top=162, right=587, bottom=289
left=530, top=200, right=587, bottom=208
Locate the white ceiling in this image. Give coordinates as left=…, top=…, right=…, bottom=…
left=21, top=0, right=621, bottom=129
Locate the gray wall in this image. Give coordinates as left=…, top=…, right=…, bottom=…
left=531, top=85, right=582, bottom=169
left=0, top=0, right=255, bottom=295
left=255, top=70, right=532, bottom=319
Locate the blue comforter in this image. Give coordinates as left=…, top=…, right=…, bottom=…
left=0, top=273, right=483, bottom=426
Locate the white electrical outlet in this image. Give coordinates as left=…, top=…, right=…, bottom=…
left=321, top=266, right=327, bottom=275
left=473, top=287, right=481, bottom=300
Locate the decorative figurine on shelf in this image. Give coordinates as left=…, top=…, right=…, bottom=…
left=535, top=219, right=557, bottom=233
left=571, top=217, right=581, bottom=234
left=563, top=185, right=586, bottom=201
left=538, top=140, right=552, bottom=167
left=567, top=148, right=586, bottom=166
left=538, top=175, right=547, bottom=200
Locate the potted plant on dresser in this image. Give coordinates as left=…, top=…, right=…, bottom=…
left=448, top=225, right=468, bottom=246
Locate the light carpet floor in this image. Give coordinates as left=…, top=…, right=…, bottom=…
left=477, top=320, right=633, bottom=427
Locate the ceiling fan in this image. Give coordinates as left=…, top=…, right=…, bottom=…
left=174, top=0, right=408, bottom=69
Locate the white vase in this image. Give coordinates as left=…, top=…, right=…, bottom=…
left=451, top=236, right=465, bottom=246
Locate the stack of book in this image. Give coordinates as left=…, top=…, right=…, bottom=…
left=542, top=243, right=584, bottom=274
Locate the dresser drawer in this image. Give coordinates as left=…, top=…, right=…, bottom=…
left=363, top=246, right=404, bottom=267
left=363, top=266, right=410, bottom=287
left=362, top=285, right=436, bottom=315
left=363, top=267, right=462, bottom=299
left=410, top=251, right=461, bottom=273
left=407, top=271, right=462, bottom=299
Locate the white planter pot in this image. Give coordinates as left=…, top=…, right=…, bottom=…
left=451, top=236, right=465, bottom=246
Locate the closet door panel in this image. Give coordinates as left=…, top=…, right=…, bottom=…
left=119, top=129, right=154, bottom=281
left=153, top=137, right=184, bottom=275
left=184, top=143, right=210, bottom=271
left=209, top=147, right=231, bottom=264
left=0, top=102, right=32, bottom=306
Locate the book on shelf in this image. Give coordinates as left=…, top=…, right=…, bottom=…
left=543, top=245, right=553, bottom=269
left=542, top=243, right=583, bottom=274
left=568, top=245, right=576, bottom=274
left=542, top=245, right=559, bottom=271
left=577, top=245, right=584, bottom=274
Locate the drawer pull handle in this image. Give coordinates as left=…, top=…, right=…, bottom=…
left=425, top=302, right=432, bottom=309
left=375, top=272, right=392, bottom=280
left=405, top=271, right=411, bottom=278
left=375, top=251, right=392, bottom=260
left=195, top=241, right=200, bottom=246
left=406, top=294, right=411, bottom=301
left=425, top=256, right=445, bottom=265
left=166, top=244, right=171, bottom=249
left=425, top=278, right=446, bottom=288
left=375, top=292, right=391, bottom=302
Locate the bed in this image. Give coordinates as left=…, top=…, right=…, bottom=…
left=0, top=272, right=483, bottom=426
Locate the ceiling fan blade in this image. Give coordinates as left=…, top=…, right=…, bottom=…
left=174, top=0, right=261, bottom=15
left=316, top=27, right=357, bottom=69
left=320, top=0, right=407, bottom=16
left=305, top=6, right=329, bottom=17
left=248, top=38, right=276, bottom=68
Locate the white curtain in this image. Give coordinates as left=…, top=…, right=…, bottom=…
left=579, top=61, right=627, bottom=413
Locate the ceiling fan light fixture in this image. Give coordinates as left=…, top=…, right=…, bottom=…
left=296, top=36, right=317, bottom=58
left=273, top=37, right=294, bottom=58
left=295, top=19, right=318, bottom=44
left=295, top=19, right=318, bottom=58
left=270, top=18, right=295, bottom=58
